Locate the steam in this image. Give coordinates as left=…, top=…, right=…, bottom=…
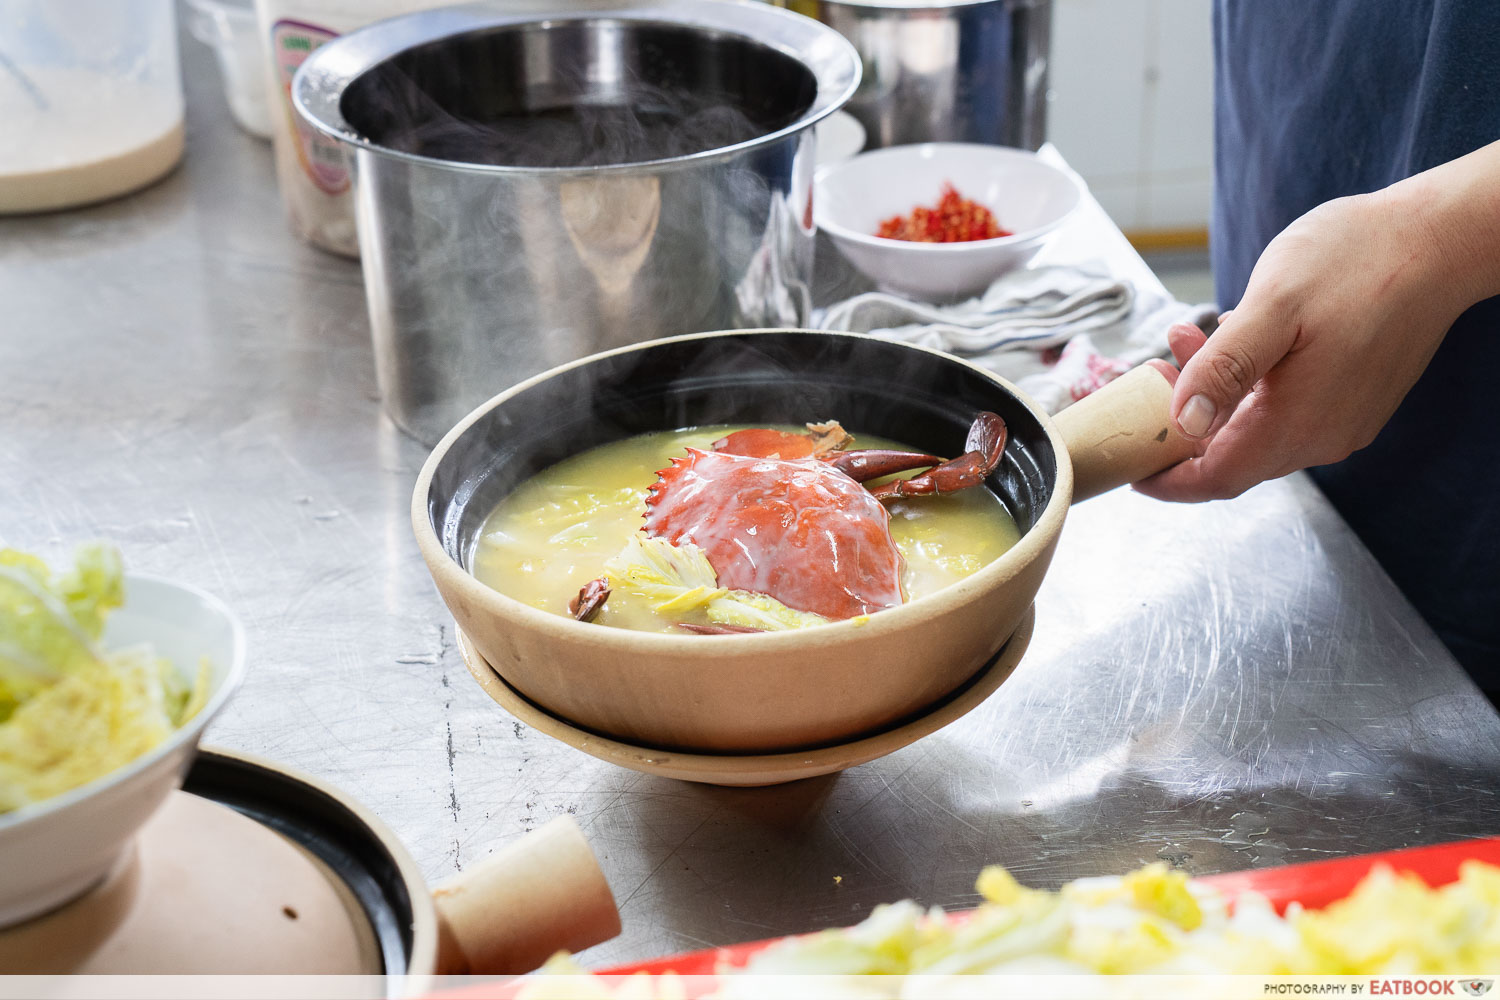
left=389, top=96, right=765, bottom=168
left=344, top=54, right=773, bottom=169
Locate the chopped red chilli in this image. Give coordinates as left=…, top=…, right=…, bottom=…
left=876, top=183, right=1011, bottom=243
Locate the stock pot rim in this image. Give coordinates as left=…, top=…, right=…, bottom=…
left=292, top=0, right=862, bottom=177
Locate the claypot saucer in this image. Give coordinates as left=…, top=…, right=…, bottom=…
left=456, top=606, right=1034, bottom=787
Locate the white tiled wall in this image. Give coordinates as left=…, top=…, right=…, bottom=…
left=1048, top=0, right=1214, bottom=235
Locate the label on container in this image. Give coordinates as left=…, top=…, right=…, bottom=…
left=270, top=19, right=349, bottom=195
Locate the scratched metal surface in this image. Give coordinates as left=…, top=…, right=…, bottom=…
left=3, top=37, right=1500, bottom=967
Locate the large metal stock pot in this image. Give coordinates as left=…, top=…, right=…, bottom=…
left=293, top=1, right=859, bottom=444
left=779, top=0, right=1050, bottom=149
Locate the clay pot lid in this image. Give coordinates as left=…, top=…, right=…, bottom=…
left=0, top=748, right=431, bottom=976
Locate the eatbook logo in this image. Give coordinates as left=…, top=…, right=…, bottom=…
left=1462, top=982, right=1493, bottom=997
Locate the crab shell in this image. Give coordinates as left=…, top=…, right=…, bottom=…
left=642, top=448, right=905, bottom=621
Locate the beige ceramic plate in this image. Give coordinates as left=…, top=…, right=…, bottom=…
left=457, top=606, right=1034, bottom=787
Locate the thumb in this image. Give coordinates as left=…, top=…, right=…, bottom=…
left=1170, top=303, right=1295, bottom=439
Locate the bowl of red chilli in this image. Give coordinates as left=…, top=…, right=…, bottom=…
left=814, top=143, right=1085, bottom=301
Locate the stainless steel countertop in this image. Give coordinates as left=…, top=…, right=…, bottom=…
left=3, top=36, right=1499, bottom=967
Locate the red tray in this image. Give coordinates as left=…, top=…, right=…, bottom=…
left=431, top=837, right=1500, bottom=997
left=600, top=836, right=1500, bottom=977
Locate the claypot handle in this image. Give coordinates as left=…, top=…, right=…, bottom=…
left=432, top=815, right=621, bottom=975
left=1052, top=362, right=1198, bottom=503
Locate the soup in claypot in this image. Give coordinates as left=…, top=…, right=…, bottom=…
left=471, top=422, right=1021, bottom=635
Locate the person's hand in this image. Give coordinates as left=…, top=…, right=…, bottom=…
left=1134, top=186, right=1470, bottom=502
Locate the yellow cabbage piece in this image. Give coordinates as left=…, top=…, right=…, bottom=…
left=603, top=535, right=829, bottom=632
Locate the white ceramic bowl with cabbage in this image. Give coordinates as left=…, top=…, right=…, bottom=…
left=0, top=546, right=246, bottom=926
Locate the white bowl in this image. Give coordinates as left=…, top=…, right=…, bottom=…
left=816, top=110, right=867, bottom=168
left=815, top=142, right=1086, bottom=301
left=0, top=575, right=246, bottom=926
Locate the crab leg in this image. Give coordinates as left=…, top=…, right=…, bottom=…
left=869, top=412, right=1007, bottom=501
left=569, top=577, right=611, bottom=623
left=675, top=623, right=767, bottom=635
left=713, top=421, right=851, bottom=460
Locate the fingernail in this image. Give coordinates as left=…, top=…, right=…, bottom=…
left=1178, top=394, right=1216, bottom=438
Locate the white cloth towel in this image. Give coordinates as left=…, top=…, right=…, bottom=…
left=816, top=266, right=1217, bottom=414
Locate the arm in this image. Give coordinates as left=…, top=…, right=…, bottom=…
left=1135, top=138, right=1500, bottom=502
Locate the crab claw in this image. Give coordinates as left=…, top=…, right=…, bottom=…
left=869, top=412, right=1007, bottom=501
left=715, top=422, right=944, bottom=483
left=824, top=449, right=946, bottom=483
left=569, top=577, right=611, bottom=623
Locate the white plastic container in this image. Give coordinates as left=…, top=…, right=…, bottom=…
left=252, top=0, right=455, bottom=256
left=186, top=0, right=272, bottom=139
left=0, top=0, right=185, bottom=214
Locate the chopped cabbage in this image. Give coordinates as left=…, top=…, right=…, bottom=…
left=0, top=544, right=209, bottom=813
left=739, top=861, right=1500, bottom=976
left=522, top=860, right=1500, bottom=994
left=603, top=535, right=829, bottom=632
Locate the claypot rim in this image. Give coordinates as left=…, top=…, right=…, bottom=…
left=411, top=329, right=1075, bottom=656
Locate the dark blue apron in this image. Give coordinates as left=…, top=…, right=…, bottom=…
left=1213, top=0, right=1500, bottom=695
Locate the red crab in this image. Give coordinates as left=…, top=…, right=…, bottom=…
left=568, top=413, right=1008, bottom=627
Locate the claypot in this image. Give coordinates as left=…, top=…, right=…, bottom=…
left=413, top=330, right=1192, bottom=753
